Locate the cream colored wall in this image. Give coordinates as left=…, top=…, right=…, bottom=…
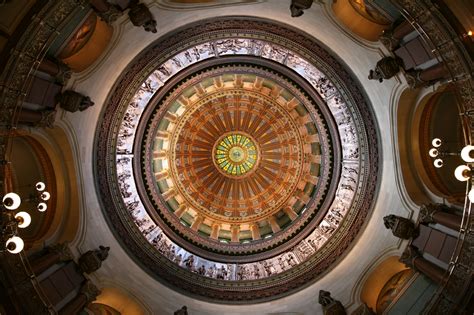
left=60, top=1, right=416, bottom=314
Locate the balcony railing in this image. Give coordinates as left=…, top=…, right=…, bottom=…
left=391, top=0, right=474, bottom=313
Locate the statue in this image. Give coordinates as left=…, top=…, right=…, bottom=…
left=368, top=56, right=404, bottom=82
left=56, top=90, right=94, bottom=112
left=128, top=0, right=157, bottom=33
left=383, top=215, right=418, bottom=239
left=174, top=306, right=188, bottom=315
left=318, top=290, right=347, bottom=315
left=78, top=245, right=110, bottom=274
left=290, top=0, right=313, bottom=17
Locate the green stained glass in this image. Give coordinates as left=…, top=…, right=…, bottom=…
left=214, top=133, right=258, bottom=176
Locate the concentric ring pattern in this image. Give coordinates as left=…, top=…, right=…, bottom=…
left=213, top=133, right=258, bottom=177
left=95, top=17, right=379, bottom=302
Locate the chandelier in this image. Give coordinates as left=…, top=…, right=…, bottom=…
left=1, top=181, right=50, bottom=254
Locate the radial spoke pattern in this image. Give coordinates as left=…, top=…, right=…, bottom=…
left=149, top=67, right=325, bottom=243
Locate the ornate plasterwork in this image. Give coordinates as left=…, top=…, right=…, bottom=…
left=213, top=133, right=259, bottom=177
left=95, top=17, right=379, bottom=302
left=143, top=65, right=330, bottom=239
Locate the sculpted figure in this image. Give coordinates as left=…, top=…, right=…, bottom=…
left=197, top=264, right=206, bottom=275
left=174, top=306, right=188, bottom=315
left=368, top=56, right=404, bottom=82
left=183, top=255, right=195, bottom=271
left=57, top=90, right=94, bottom=112
left=78, top=246, right=110, bottom=274
left=318, top=290, right=347, bottom=315
left=290, top=0, right=313, bottom=17
left=128, top=0, right=157, bottom=33
left=383, top=215, right=418, bottom=239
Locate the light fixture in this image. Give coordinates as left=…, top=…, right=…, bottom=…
left=38, top=203, right=47, bottom=212
left=428, top=138, right=461, bottom=168
left=6, top=236, right=24, bottom=254
left=432, top=138, right=442, bottom=147
left=460, top=145, right=474, bottom=163
left=1, top=182, right=50, bottom=254
left=35, top=181, right=46, bottom=192
left=429, top=148, right=439, bottom=157
left=2, top=192, right=21, bottom=210
left=40, top=191, right=50, bottom=201
left=454, top=165, right=470, bottom=181
left=453, top=145, right=474, bottom=204
left=15, top=212, right=32, bottom=228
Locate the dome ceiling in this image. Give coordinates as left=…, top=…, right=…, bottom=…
left=95, top=17, right=379, bottom=302
left=140, top=63, right=334, bottom=259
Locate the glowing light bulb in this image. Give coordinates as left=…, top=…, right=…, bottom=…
left=2, top=192, right=21, bottom=210
left=461, top=145, right=474, bottom=163
left=38, top=202, right=47, bottom=212
left=6, top=236, right=24, bottom=254
left=432, top=138, right=442, bottom=147
left=35, top=182, right=46, bottom=191
left=15, top=212, right=32, bottom=228
left=429, top=148, right=439, bottom=157
left=40, top=191, right=50, bottom=201
left=454, top=165, right=471, bottom=181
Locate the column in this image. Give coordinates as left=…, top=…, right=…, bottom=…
left=190, top=215, right=203, bottom=231
left=174, top=204, right=187, bottom=218
left=283, top=206, right=298, bottom=221
left=419, top=63, right=448, bottom=82
left=59, top=281, right=100, bottom=315
left=89, top=0, right=122, bottom=24
left=250, top=223, right=261, bottom=240
left=392, top=20, right=415, bottom=40
left=420, top=204, right=462, bottom=231
left=30, top=243, right=73, bottom=275
left=162, top=188, right=176, bottom=201
left=399, top=246, right=446, bottom=284
left=155, top=170, right=169, bottom=181
left=37, top=58, right=71, bottom=84
left=210, top=223, right=220, bottom=239
left=230, top=225, right=240, bottom=243
left=267, top=216, right=281, bottom=233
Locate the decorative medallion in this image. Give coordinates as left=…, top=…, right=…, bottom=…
left=213, top=133, right=258, bottom=177
left=95, top=17, right=379, bottom=302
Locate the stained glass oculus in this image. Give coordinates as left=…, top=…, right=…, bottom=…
left=214, top=134, right=258, bottom=177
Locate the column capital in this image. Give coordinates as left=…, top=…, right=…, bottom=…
left=80, top=280, right=101, bottom=303
left=399, top=245, right=421, bottom=269
left=419, top=203, right=448, bottom=224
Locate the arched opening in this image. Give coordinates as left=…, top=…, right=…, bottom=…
left=397, top=86, right=464, bottom=206
left=332, top=0, right=392, bottom=41
left=90, top=287, right=146, bottom=315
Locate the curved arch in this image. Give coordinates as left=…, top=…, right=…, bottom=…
left=24, top=125, right=82, bottom=247
left=92, top=287, right=148, bottom=315
left=359, top=255, right=409, bottom=311
left=332, top=0, right=391, bottom=41
left=396, top=85, right=464, bottom=207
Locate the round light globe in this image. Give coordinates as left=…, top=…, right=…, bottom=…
left=2, top=192, right=21, bottom=210
left=6, top=236, right=24, bottom=254
left=460, top=145, right=474, bottom=163
left=454, top=165, right=471, bottom=182
left=15, top=211, right=32, bottom=228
